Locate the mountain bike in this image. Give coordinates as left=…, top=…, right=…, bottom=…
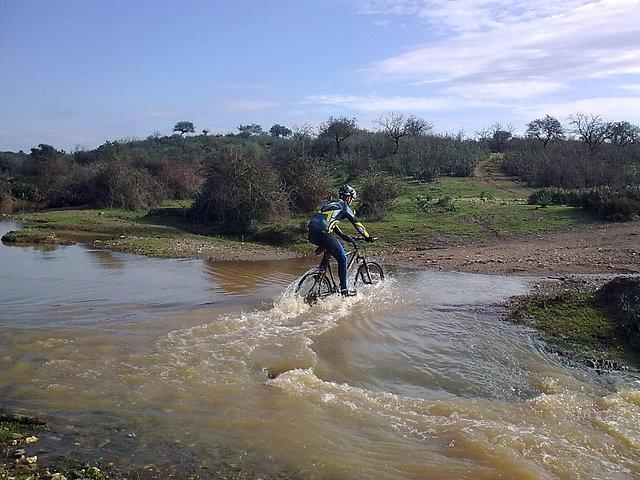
left=295, top=237, right=384, bottom=304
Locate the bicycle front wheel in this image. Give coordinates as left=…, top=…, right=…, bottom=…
left=354, top=261, right=384, bottom=286
left=296, top=272, right=332, bottom=304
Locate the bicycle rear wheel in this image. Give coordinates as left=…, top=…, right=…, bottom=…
left=296, top=272, right=332, bottom=304
left=354, top=261, right=384, bottom=286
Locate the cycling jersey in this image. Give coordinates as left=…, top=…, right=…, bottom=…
left=307, top=199, right=370, bottom=239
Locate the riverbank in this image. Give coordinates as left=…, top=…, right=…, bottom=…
left=1, top=208, right=300, bottom=261
left=4, top=208, right=639, bottom=274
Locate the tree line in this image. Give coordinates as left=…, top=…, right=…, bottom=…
left=1, top=112, right=638, bottom=233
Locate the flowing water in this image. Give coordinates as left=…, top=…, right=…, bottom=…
left=1, top=220, right=639, bottom=479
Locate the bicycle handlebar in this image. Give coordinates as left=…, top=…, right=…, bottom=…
left=350, top=236, right=377, bottom=243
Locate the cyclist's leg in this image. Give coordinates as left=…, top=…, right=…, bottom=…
left=309, top=231, right=348, bottom=292
left=325, top=236, right=349, bottom=293
left=308, top=229, right=328, bottom=270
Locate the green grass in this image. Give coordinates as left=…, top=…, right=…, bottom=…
left=509, top=291, right=634, bottom=366
left=8, top=205, right=273, bottom=258
left=360, top=176, right=593, bottom=250
left=1, top=227, right=74, bottom=245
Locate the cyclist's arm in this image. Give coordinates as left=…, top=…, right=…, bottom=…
left=343, top=206, right=371, bottom=239
left=351, top=220, right=371, bottom=239
left=334, top=226, right=352, bottom=242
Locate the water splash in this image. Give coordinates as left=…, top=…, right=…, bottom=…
left=159, top=271, right=400, bottom=385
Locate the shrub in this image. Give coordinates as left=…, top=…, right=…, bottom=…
left=528, top=186, right=640, bottom=221
left=190, top=145, right=288, bottom=233
left=381, top=135, right=485, bottom=180
left=601, top=197, right=640, bottom=221
left=93, top=158, right=166, bottom=210
left=504, top=138, right=635, bottom=188
left=9, top=180, right=41, bottom=202
left=436, top=196, right=457, bottom=211
left=43, top=164, right=102, bottom=208
left=528, top=189, right=556, bottom=207
left=0, top=182, right=11, bottom=212
left=276, top=153, right=332, bottom=213
left=357, top=172, right=401, bottom=220
left=596, top=277, right=640, bottom=348
left=141, top=157, right=202, bottom=199
left=415, top=165, right=439, bottom=182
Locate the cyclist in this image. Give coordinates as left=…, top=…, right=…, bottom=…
left=307, top=185, right=374, bottom=297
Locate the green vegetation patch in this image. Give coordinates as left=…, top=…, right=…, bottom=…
left=10, top=206, right=284, bottom=259
left=362, top=176, right=592, bottom=250
left=1, top=227, right=74, bottom=245
left=507, top=279, right=640, bottom=369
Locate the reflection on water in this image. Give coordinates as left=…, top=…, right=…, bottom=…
left=1, top=220, right=639, bottom=480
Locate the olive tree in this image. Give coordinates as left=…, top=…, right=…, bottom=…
left=526, top=115, right=565, bottom=149
left=606, top=121, right=640, bottom=150
left=269, top=124, right=292, bottom=138
left=237, top=124, right=264, bottom=137
left=488, top=123, right=514, bottom=153
left=318, top=116, right=358, bottom=157
left=173, top=121, right=195, bottom=136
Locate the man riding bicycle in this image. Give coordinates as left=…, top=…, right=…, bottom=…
left=307, top=185, right=374, bottom=297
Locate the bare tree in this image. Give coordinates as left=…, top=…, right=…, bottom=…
left=474, top=127, right=492, bottom=143
left=569, top=113, right=608, bottom=152
left=376, top=112, right=433, bottom=154
left=405, top=115, right=433, bottom=136
left=376, top=112, right=407, bottom=154
left=526, top=115, right=565, bottom=149
left=292, top=123, right=315, bottom=139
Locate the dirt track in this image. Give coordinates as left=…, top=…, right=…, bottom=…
left=384, top=220, right=640, bottom=276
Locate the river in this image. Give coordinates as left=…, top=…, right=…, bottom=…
left=1, top=220, right=638, bottom=479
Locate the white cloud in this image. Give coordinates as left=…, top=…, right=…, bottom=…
left=444, top=80, right=567, bottom=99
left=305, top=94, right=448, bottom=111
left=615, top=84, right=640, bottom=91
left=303, top=93, right=498, bottom=112
left=360, top=0, right=640, bottom=98
left=357, top=0, right=603, bottom=33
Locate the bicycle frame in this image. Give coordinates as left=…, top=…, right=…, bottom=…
left=297, top=237, right=383, bottom=303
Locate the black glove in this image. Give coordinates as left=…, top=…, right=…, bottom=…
left=365, top=236, right=375, bottom=243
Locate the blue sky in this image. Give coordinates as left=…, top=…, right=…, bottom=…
left=1, top=0, right=639, bottom=153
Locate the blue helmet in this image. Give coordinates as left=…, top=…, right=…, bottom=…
left=339, top=185, right=357, bottom=199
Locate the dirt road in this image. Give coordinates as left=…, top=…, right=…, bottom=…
left=384, top=220, right=640, bottom=275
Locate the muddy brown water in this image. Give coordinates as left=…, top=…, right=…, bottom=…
left=1, top=220, right=639, bottom=479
